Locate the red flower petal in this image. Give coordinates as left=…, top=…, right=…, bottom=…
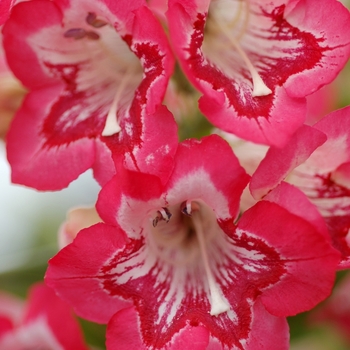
left=3, top=0, right=175, bottom=189
left=167, top=0, right=350, bottom=146
left=239, top=201, right=339, bottom=317
left=250, top=125, right=327, bottom=200
left=46, top=223, right=133, bottom=324
left=6, top=87, right=96, bottom=190
left=46, top=145, right=338, bottom=348
left=250, top=106, right=350, bottom=268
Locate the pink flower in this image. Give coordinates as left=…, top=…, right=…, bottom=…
left=0, top=283, right=87, bottom=350
left=46, top=135, right=339, bottom=349
left=3, top=0, right=176, bottom=190
left=167, top=0, right=350, bottom=146
left=251, top=106, right=350, bottom=268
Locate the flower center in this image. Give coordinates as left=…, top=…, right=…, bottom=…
left=203, top=0, right=272, bottom=97
left=63, top=11, right=143, bottom=136
left=150, top=200, right=230, bottom=316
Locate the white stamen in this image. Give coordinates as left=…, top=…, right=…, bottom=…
left=192, top=210, right=230, bottom=316
left=159, top=207, right=171, bottom=222
left=101, top=69, right=133, bottom=136
left=211, top=15, right=272, bottom=97
left=186, top=200, right=192, bottom=216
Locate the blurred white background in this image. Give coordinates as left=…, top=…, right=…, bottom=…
left=0, top=142, right=100, bottom=273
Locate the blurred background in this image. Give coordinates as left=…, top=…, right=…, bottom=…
left=1, top=2, right=350, bottom=348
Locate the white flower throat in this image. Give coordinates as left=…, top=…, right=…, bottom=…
left=150, top=200, right=230, bottom=316
left=63, top=11, right=142, bottom=137
left=204, top=0, right=272, bottom=97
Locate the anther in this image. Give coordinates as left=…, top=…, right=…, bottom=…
left=86, top=12, right=108, bottom=28
left=152, top=207, right=172, bottom=227
left=86, top=31, right=100, bottom=40
left=180, top=200, right=192, bottom=216
left=64, top=28, right=86, bottom=40
left=159, top=207, right=172, bottom=222
left=152, top=213, right=161, bottom=227
left=181, top=200, right=200, bottom=216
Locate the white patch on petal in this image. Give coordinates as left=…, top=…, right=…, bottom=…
left=288, top=158, right=350, bottom=217
left=145, top=153, right=155, bottom=165
left=232, top=246, right=267, bottom=261
left=111, top=245, right=157, bottom=284
left=124, top=121, right=134, bottom=137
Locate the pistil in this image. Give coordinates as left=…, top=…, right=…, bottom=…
left=102, top=67, right=134, bottom=136
left=191, top=206, right=230, bottom=316
left=210, top=6, right=272, bottom=97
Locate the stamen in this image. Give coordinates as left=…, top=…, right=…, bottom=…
left=86, top=31, right=100, bottom=40
left=101, top=68, right=134, bottom=136
left=210, top=13, right=272, bottom=97
left=159, top=207, right=172, bottom=222
left=152, top=207, right=172, bottom=227
left=64, top=28, right=86, bottom=40
left=180, top=200, right=193, bottom=216
left=192, top=209, right=230, bottom=316
left=152, top=212, right=162, bottom=228
left=86, top=12, right=108, bottom=28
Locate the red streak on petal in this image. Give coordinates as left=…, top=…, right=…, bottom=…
left=40, top=63, right=106, bottom=145
left=188, top=5, right=325, bottom=120
left=312, top=173, right=350, bottom=199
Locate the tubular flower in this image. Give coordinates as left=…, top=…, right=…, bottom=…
left=46, top=135, right=339, bottom=349
left=167, top=0, right=350, bottom=146
left=0, top=283, right=87, bottom=350
left=251, top=106, right=350, bottom=269
left=2, top=0, right=176, bottom=190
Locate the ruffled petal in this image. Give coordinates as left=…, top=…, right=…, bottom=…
left=238, top=201, right=339, bottom=316
left=3, top=0, right=175, bottom=189
left=250, top=125, right=327, bottom=200
left=6, top=87, right=96, bottom=190
left=46, top=223, right=133, bottom=323
left=167, top=0, right=350, bottom=146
